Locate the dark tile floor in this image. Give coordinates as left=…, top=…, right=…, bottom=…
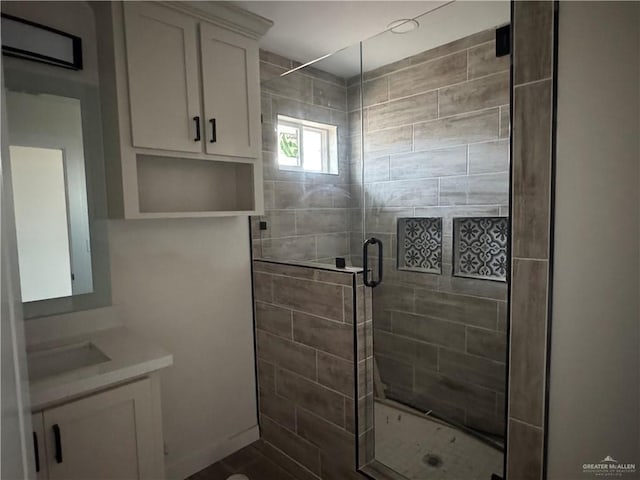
left=187, top=441, right=301, bottom=480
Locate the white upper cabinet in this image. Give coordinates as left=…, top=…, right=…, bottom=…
left=200, top=23, right=260, bottom=158
left=94, top=1, right=271, bottom=218
left=123, top=3, right=202, bottom=153
left=122, top=2, right=262, bottom=159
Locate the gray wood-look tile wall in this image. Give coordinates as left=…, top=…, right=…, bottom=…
left=347, top=28, right=510, bottom=437
left=507, top=2, right=557, bottom=480
left=253, top=261, right=373, bottom=479
left=252, top=51, right=352, bottom=264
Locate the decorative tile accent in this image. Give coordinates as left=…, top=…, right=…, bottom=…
left=453, top=217, right=508, bottom=281
left=397, top=217, right=442, bottom=274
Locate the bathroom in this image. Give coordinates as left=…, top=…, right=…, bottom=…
left=0, top=2, right=638, bottom=480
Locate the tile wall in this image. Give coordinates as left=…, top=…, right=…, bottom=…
left=252, top=51, right=352, bottom=264
left=347, top=28, right=510, bottom=437
left=507, top=2, right=557, bottom=479
left=252, top=260, right=374, bottom=479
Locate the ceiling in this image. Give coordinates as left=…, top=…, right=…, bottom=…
left=234, top=1, right=446, bottom=65
left=234, top=1, right=510, bottom=78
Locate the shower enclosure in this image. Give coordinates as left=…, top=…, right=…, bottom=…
left=252, top=3, right=511, bottom=478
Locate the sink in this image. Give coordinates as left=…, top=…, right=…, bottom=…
left=28, top=342, right=111, bottom=381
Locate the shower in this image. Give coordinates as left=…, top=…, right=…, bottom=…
left=252, top=2, right=511, bottom=478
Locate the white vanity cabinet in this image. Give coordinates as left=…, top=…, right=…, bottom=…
left=31, top=378, right=164, bottom=480
left=93, top=1, right=271, bottom=219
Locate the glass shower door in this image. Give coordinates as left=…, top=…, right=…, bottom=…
left=250, top=4, right=511, bottom=477
left=357, top=3, right=512, bottom=479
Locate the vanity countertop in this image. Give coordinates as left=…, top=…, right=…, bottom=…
left=28, top=326, right=173, bottom=411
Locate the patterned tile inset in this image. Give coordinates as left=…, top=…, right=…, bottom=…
left=397, top=217, right=442, bottom=274
left=453, top=217, right=508, bottom=282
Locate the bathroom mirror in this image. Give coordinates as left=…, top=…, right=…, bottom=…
left=3, top=66, right=111, bottom=318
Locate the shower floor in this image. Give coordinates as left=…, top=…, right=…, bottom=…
left=375, top=401, right=503, bottom=480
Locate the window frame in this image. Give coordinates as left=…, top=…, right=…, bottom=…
left=276, top=114, right=338, bottom=175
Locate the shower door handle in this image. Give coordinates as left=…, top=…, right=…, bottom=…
left=363, top=237, right=383, bottom=288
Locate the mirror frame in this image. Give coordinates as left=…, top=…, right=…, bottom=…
left=4, top=66, right=111, bottom=318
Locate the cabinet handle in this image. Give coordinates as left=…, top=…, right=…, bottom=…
left=33, top=432, right=40, bottom=473
left=53, top=424, right=63, bottom=463
left=209, top=118, right=217, bottom=143
left=193, top=116, right=201, bottom=142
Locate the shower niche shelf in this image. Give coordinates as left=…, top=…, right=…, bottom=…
left=397, top=217, right=443, bottom=274
left=453, top=216, right=508, bottom=282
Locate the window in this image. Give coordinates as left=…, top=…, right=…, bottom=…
left=277, top=115, right=338, bottom=174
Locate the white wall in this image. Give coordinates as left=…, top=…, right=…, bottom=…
left=548, top=2, right=640, bottom=479
left=3, top=2, right=260, bottom=478
left=108, top=218, right=258, bottom=479
left=0, top=1, right=99, bottom=86
left=1, top=67, right=34, bottom=480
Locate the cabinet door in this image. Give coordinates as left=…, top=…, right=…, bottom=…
left=200, top=22, right=261, bottom=158
left=123, top=2, right=202, bottom=153
left=43, top=379, right=157, bottom=480
left=32, top=413, right=48, bottom=480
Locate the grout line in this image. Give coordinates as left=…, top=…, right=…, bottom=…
left=466, top=48, right=470, bottom=81
left=273, top=366, right=279, bottom=396
left=513, top=77, right=552, bottom=89
left=290, top=309, right=294, bottom=340
left=512, top=257, right=549, bottom=263
left=343, top=397, right=348, bottom=429
left=509, top=416, right=544, bottom=431
left=466, top=144, right=470, bottom=175
left=386, top=75, right=390, bottom=102
left=464, top=327, right=469, bottom=353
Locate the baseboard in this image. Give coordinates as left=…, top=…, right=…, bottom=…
left=165, top=424, right=260, bottom=479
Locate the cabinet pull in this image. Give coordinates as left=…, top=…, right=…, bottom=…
left=53, top=424, right=63, bottom=463
left=209, top=118, right=217, bottom=143
left=193, top=116, right=201, bottom=142
left=33, top=432, right=40, bottom=473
